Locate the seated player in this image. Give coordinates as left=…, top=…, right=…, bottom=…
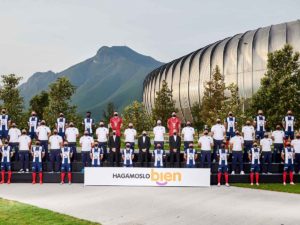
left=217, top=142, right=229, bottom=187
left=122, top=142, right=134, bottom=167
left=31, top=141, right=45, bottom=184
left=282, top=142, right=295, bottom=186
left=184, top=143, right=197, bottom=168
left=249, top=142, right=260, bottom=186
left=152, top=143, right=165, bottom=168
left=0, top=140, right=13, bottom=184
left=60, top=141, right=73, bottom=185
left=90, top=141, right=103, bottom=167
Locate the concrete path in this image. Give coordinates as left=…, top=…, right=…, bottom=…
left=0, top=184, right=298, bottom=225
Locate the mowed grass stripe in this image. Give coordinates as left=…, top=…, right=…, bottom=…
left=233, top=183, right=300, bottom=194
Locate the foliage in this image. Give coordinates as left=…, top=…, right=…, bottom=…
left=102, top=102, right=116, bottom=125
left=29, top=91, right=49, bottom=120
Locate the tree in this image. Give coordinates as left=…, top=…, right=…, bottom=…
left=191, top=102, right=205, bottom=135
left=152, top=80, right=178, bottom=126
left=248, top=44, right=300, bottom=128
left=102, top=102, right=116, bottom=125
left=122, top=101, right=153, bottom=134
left=29, top=91, right=49, bottom=120
left=0, top=74, right=24, bottom=125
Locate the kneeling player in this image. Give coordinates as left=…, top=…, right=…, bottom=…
left=1, top=140, right=13, bottom=184
left=122, top=143, right=134, bottom=167
left=184, top=143, right=197, bottom=168
left=282, top=142, right=295, bottom=185
left=90, top=141, right=103, bottom=167
left=217, top=142, right=229, bottom=187
left=31, top=141, right=45, bottom=184
left=249, top=142, right=260, bottom=186
left=153, top=143, right=165, bottom=168
left=60, top=141, right=73, bottom=185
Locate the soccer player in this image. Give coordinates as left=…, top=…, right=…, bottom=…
left=109, top=111, right=123, bottom=137
left=224, top=111, right=237, bottom=143
left=124, top=123, right=137, bottom=151
left=282, top=110, right=296, bottom=141
left=249, top=142, right=261, bottom=186
left=217, top=142, right=229, bottom=187
left=60, top=141, right=72, bottom=185
left=198, top=129, right=213, bottom=169
left=31, top=141, right=44, bottom=184
left=184, top=143, right=197, bottom=168
left=90, top=141, right=103, bottom=167
left=0, top=140, right=12, bottom=184
left=82, top=111, right=95, bottom=136
left=291, top=134, right=300, bottom=174
left=181, top=121, right=195, bottom=150
left=152, top=143, right=165, bottom=168
left=36, top=120, right=51, bottom=160
left=56, top=113, right=66, bottom=139
left=65, top=122, right=79, bottom=161
left=28, top=111, right=39, bottom=140
left=260, top=133, right=273, bottom=174
left=153, top=120, right=166, bottom=149
left=8, top=123, right=21, bottom=161
left=18, top=129, right=31, bottom=173
left=211, top=119, right=225, bottom=162
left=242, top=120, right=255, bottom=162
left=282, top=142, right=295, bottom=185
left=253, top=110, right=266, bottom=140
left=167, top=112, right=181, bottom=136
left=0, top=108, right=11, bottom=139
left=49, top=129, right=63, bottom=173
left=230, top=131, right=244, bottom=175
left=271, top=125, right=285, bottom=163
left=122, top=143, right=134, bottom=167
left=95, top=121, right=109, bottom=160
left=169, top=129, right=181, bottom=168
left=79, top=130, right=94, bottom=172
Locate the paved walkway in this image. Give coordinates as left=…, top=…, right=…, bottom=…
left=0, top=184, right=298, bottom=225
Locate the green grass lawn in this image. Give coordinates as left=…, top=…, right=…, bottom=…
left=0, top=198, right=100, bottom=225
left=233, top=183, right=300, bottom=194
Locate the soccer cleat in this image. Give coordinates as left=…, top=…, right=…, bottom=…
left=217, top=183, right=221, bottom=187
left=60, top=181, right=64, bottom=185
left=256, top=183, right=259, bottom=186
left=240, top=171, right=245, bottom=175
left=290, top=182, right=295, bottom=185
left=283, top=182, right=286, bottom=186
left=18, top=169, right=24, bottom=173
left=225, top=183, right=230, bottom=187
left=231, top=171, right=235, bottom=175
left=250, top=183, right=254, bottom=186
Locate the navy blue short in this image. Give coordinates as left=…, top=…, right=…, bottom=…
left=284, top=163, right=294, bottom=172
left=218, top=164, right=228, bottom=173
left=1, top=162, right=11, bottom=171
left=251, top=164, right=260, bottom=173
left=32, top=162, right=42, bottom=172
left=61, top=163, right=71, bottom=172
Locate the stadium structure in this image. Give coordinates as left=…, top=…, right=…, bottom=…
left=143, top=20, right=300, bottom=122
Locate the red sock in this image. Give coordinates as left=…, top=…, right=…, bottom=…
left=7, top=171, right=11, bottom=183
left=1, top=170, right=5, bottom=183
left=68, top=172, right=72, bottom=182
left=283, top=171, right=287, bottom=183
left=39, top=172, right=43, bottom=184
left=225, top=172, right=229, bottom=183
left=250, top=172, right=254, bottom=183
left=32, top=172, right=36, bottom=183
left=289, top=171, right=294, bottom=183
left=217, top=172, right=221, bottom=183
left=255, top=173, right=259, bottom=183
left=61, top=172, right=65, bottom=182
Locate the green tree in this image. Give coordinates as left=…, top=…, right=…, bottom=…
left=191, top=102, right=205, bottom=135
left=29, top=91, right=49, bottom=120
left=152, top=80, right=178, bottom=126
left=102, top=102, right=116, bottom=125
left=0, top=74, right=24, bottom=125
left=248, top=44, right=300, bottom=128
left=122, top=101, right=152, bottom=134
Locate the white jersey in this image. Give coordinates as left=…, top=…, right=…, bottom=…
left=260, top=138, right=273, bottom=152
left=83, top=118, right=94, bottom=133
left=61, top=147, right=71, bottom=164
left=8, top=128, right=21, bottom=143
left=284, top=116, right=295, bottom=132
left=18, top=135, right=31, bottom=151
left=250, top=148, right=260, bottom=164
left=225, top=117, right=236, bottom=132
left=230, top=136, right=244, bottom=151
left=283, top=147, right=294, bottom=164
left=124, top=128, right=137, bottom=143
left=153, top=149, right=165, bottom=167
left=49, top=135, right=63, bottom=150
left=91, top=147, right=103, bottom=166
left=255, top=115, right=266, bottom=131
left=1, top=146, right=11, bottom=163
left=198, top=135, right=213, bottom=151
left=291, top=139, right=300, bottom=154
left=79, top=136, right=94, bottom=152
left=32, top=146, right=44, bottom=163
left=0, top=114, right=10, bottom=130
left=182, top=127, right=195, bottom=142
left=36, top=125, right=51, bottom=141
left=218, top=149, right=228, bottom=165
left=56, top=117, right=66, bottom=133
left=65, top=127, right=79, bottom=143
left=28, top=116, right=39, bottom=132
left=153, top=126, right=166, bottom=142
left=272, top=130, right=285, bottom=144
left=242, top=125, right=255, bottom=141
left=185, top=148, right=196, bottom=165
left=211, top=124, right=225, bottom=140
left=96, top=127, right=109, bottom=142
left=122, top=149, right=133, bottom=166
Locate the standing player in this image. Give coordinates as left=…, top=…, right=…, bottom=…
left=0, top=140, right=12, bottom=184
left=18, top=129, right=31, bottom=173
left=153, top=120, right=166, bottom=149
left=36, top=120, right=51, bottom=160
left=211, top=119, right=225, bottom=162
left=184, top=143, right=197, bottom=168
left=198, top=130, right=213, bottom=169
left=167, top=112, right=181, bottom=136
left=60, top=141, right=72, bottom=185
left=282, top=110, right=296, bottom=141
left=124, top=123, right=137, bottom=150
left=253, top=110, right=266, bottom=140
left=95, top=121, right=109, bottom=160
left=271, top=125, right=285, bottom=163
left=31, top=141, right=44, bottom=184
left=224, top=112, right=237, bottom=144
left=230, top=131, right=244, bottom=175
left=28, top=111, right=39, bottom=140
left=291, top=134, right=300, bottom=174
left=8, top=123, right=21, bottom=161
left=282, top=142, right=295, bottom=185
left=249, top=142, right=261, bottom=186
left=152, top=143, right=165, bottom=168
left=0, top=109, right=11, bottom=139
left=65, top=122, right=79, bottom=161
left=79, top=131, right=94, bottom=172
left=82, top=111, right=95, bottom=136
left=242, top=121, right=255, bottom=162
left=90, top=141, right=103, bottom=167
left=181, top=121, right=195, bottom=150
left=49, top=129, right=63, bottom=173
left=122, top=143, right=134, bottom=167
left=109, top=112, right=123, bottom=137
left=260, top=133, right=273, bottom=174
left=56, top=113, right=66, bottom=139
left=217, top=142, right=229, bottom=187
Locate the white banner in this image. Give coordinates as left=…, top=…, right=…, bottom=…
left=84, top=167, right=210, bottom=187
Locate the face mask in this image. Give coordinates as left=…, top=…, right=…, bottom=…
left=129, top=126, right=133, bottom=129
left=94, top=144, right=98, bottom=147
left=253, top=145, right=257, bottom=148
left=100, top=124, right=104, bottom=127
left=246, top=123, right=251, bottom=126
left=113, top=132, right=116, bottom=135
left=229, top=114, right=232, bottom=116
left=87, top=114, right=91, bottom=118
left=54, top=132, right=58, bottom=135
left=157, top=123, right=161, bottom=126
left=22, top=132, right=26, bottom=135
left=259, top=113, right=262, bottom=115
left=84, top=133, right=88, bottom=136
left=143, top=134, right=146, bottom=136
left=12, top=125, right=16, bottom=128
left=126, top=146, right=130, bottom=149
left=173, top=133, right=177, bottom=135
left=1, top=111, right=5, bottom=114
left=70, top=124, right=74, bottom=127
left=204, top=132, right=208, bottom=135
left=114, top=114, right=118, bottom=116
left=186, top=124, right=190, bottom=127
left=4, top=142, right=8, bottom=145
left=157, top=146, right=161, bottom=149
left=217, top=121, right=221, bottom=124
left=172, top=115, right=176, bottom=117
left=32, top=114, right=36, bottom=117
left=64, top=144, right=68, bottom=147
left=41, top=122, right=45, bottom=126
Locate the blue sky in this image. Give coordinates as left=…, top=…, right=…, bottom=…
left=0, top=0, right=299, bottom=82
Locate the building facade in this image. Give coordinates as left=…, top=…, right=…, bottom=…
left=143, top=20, right=300, bottom=122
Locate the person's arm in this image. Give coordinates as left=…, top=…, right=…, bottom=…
left=195, top=150, right=198, bottom=160
left=42, top=151, right=45, bottom=159
left=281, top=151, right=285, bottom=161
left=184, top=152, right=187, bottom=160
left=248, top=152, right=252, bottom=162
left=90, top=150, right=93, bottom=160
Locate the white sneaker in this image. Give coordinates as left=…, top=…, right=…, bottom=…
left=240, top=171, right=245, bottom=175
left=250, top=183, right=254, bottom=186
left=231, top=171, right=235, bottom=175
left=225, top=183, right=230, bottom=187
left=256, top=183, right=259, bottom=186
left=283, top=182, right=286, bottom=186
left=262, top=172, right=266, bottom=175
left=267, top=172, right=272, bottom=174
left=290, top=182, right=295, bottom=185
left=18, top=169, right=24, bottom=173
left=217, top=183, right=221, bottom=187
left=26, top=169, right=29, bottom=173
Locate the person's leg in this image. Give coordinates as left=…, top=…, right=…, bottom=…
left=232, top=152, right=237, bottom=173
left=176, top=150, right=180, bottom=168
left=261, top=152, right=266, bottom=173
left=213, top=139, right=218, bottom=162
left=25, top=151, right=29, bottom=171
left=267, top=152, right=272, bottom=173
left=295, top=154, right=300, bottom=173
left=273, top=144, right=278, bottom=163
left=207, top=151, right=211, bottom=170
left=109, top=150, right=114, bottom=167
left=50, top=150, right=55, bottom=172
left=56, top=149, right=61, bottom=172
left=138, top=150, right=143, bottom=167
left=169, top=150, right=174, bottom=168
left=82, top=152, right=86, bottom=168
left=20, top=151, right=25, bottom=171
